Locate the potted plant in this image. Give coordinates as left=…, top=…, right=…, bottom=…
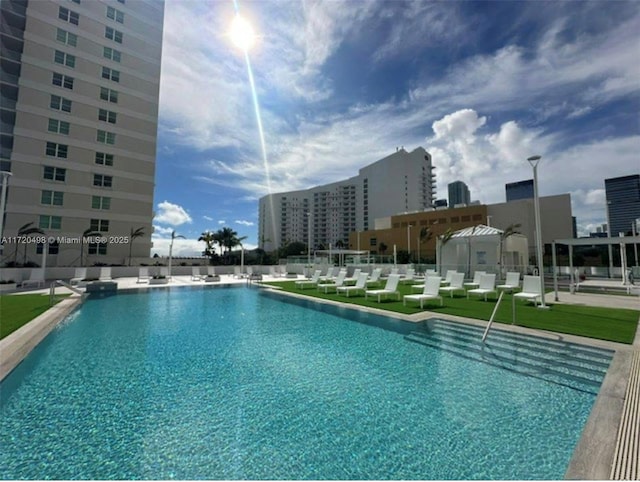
left=149, top=275, right=168, bottom=285
left=204, top=273, right=220, bottom=282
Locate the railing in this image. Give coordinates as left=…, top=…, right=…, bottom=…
left=49, top=280, right=84, bottom=305
left=481, top=290, right=505, bottom=342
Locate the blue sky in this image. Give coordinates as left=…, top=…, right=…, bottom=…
left=151, top=0, right=640, bottom=256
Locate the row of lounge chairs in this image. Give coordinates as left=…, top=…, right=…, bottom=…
left=294, top=268, right=544, bottom=310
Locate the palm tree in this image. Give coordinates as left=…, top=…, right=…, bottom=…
left=378, top=242, right=388, bottom=256
left=216, top=227, right=241, bottom=264
left=418, top=227, right=433, bottom=264
left=498, top=223, right=521, bottom=278
left=14, top=222, right=45, bottom=266
left=168, top=230, right=185, bottom=277
left=80, top=227, right=102, bottom=266
left=437, top=228, right=453, bottom=275
left=198, top=230, right=217, bottom=264
left=128, top=227, right=145, bottom=266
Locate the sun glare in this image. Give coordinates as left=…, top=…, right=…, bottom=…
left=230, top=15, right=255, bottom=51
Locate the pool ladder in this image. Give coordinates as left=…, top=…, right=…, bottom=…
left=49, top=279, right=85, bottom=305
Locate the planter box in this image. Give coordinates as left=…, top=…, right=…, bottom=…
left=285, top=273, right=297, bottom=279
left=0, top=283, right=17, bottom=293
left=204, top=275, right=220, bottom=283
left=86, top=281, right=118, bottom=293
left=149, top=278, right=169, bottom=285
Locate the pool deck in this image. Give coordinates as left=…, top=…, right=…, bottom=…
left=2, top=274, right=639, bottom=479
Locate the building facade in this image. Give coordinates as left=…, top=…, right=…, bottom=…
left=258, top=147, right=436, bottom=252
left=447, top=180, right=470, bottom=207
left=505, top=179, right=534, bottom=202
left=605, top=174, right=640, bottom=237
left=0, top=0, right=164, bottom=266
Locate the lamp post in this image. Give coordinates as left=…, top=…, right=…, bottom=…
left=407, top=224, right=412, bottom=263
left=527, top=155, right=547, bottom=308
left=307, top=212, right=312, bottom=267
left=0, top=171, right=12, bottom=255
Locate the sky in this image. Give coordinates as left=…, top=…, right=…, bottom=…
left=150, top=0, right=640, bottom=257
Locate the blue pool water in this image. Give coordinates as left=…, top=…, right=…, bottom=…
left=0, top=286, right=611, bottom=479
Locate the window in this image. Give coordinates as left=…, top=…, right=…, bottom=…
left=43, top=166, right=66, bottom=182
left=98, top=109, right=117, bottom=124
left=101, top=66, right=120, bottom=82
left=95, top=152, right=114, bottom=166
left=46, top=141, right=68, bottom=158
left=90, top=218, right=109, bottom=232
left=472, top=214, right=483, bottom=221
left=54, top=50, right=76, bottom=68
left=91, top=196, right=111, bottom=210
left=52, top=72, right=74, bottom=89
left=105, top=26, right=123, bottom=43
left=100, top=87, right=118, bottom=103
left=461, top=215, right=471, bottom=222
left=88, top=242, right=107, bottom=255
left=103, top=47, right=121, bottom=62
left=48, top=119, right=70, bottom=135
left=117, top=0, right=125, bottom=3
left=97, top=130, right=116, bottom=145
left=50, top=95, right=72, bottom=113
left=58, top=7, right=79, bottom=25
left=93, top=174, right=113, bottom=187
left=450, top=216, right=460, bottom=223
left=369, top=237, right=377, bottom=247
left=39, top=215, right=62, bottom=230
left=56, top=28, right=77, bottom=47
left=41, top=190, right=64, bottom=206
left=69, top=0, right=80, bottom=4
left=37, top=241, right=59, bottom=255
left=107, top=6, right=124, bottom=23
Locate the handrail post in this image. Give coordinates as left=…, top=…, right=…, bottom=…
left=482, top=290, right=505, bottom=343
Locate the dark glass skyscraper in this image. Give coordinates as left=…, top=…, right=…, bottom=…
left=448, top=181, right=470, bottom=207
left=605, top=174, right=640, bottom=236
left=505, top=179, right=534, bottom=202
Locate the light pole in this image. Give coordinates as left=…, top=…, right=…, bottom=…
left=407, top=224, right=412, bottom=263
left=527, top=155, right=547, bottom=308
left=0, top=171, right=12, bottom=255
left=307, top=212, right=312, bottom=267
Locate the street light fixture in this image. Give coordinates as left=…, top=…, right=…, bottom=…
left=307, top=212, right=312, bottom=267
left=527, top=155, right=547, bottom=308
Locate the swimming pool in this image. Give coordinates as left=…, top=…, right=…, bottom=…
left=0, top=286, right=612, bottom=479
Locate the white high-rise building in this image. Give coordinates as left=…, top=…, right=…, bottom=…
left=259, top=147, right=436, bottom=252
left=0, top=0, right=164, bottom=266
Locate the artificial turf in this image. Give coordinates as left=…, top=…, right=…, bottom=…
left=263, top=280, right=639, bottom=344
left=0, top=294, right=69, bottom=340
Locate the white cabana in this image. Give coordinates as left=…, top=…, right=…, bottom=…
left=437, top=225, right=529, bottom=278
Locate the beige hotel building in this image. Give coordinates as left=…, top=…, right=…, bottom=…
left=0, top=0, right=164, bottom=266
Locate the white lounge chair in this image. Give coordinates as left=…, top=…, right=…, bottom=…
left=467, top=273, right=497, bottom=301
left=137, top=267, right=150, bottom=283
left=317, top=270, right=347, bottom=293
left=343, top=268, right=362, bottom=285
left=464, top=271, right=486, bottom=290
left=205, top=266, right=220, bottom=282
left=439, top=272, right=465, bottom=298
left=21, top=268, right=45, bottom=289
left=337, top=272, right=369, bottom=297
left=409, top=274, right=440, bottom=293
left=70, top=267, right=86, bottom=286
left=99, top=267, right=112, bottom=281
left=513, top=275, right=543, bottom=306
left=295, top=270, right=322, bottom=290
left=233, top=266, right=245, bottom=278
left=269, top=266, right=281, bottom=278
left=319, top=267, right=338, bottom=282
left=366, top=268, right=383, bottom=287
left=191, top=266, right=204, bottom=281
left=404, top=276, right=443, bottom=309
left=160, top=267, right=170, bottom=279
left=399, top=268, right=416, bottom=285
left=365, top=274, right=401, bottom=302
left=440, top=270, right=457, bottom=286
left=497, top=272, right=520, bottom=292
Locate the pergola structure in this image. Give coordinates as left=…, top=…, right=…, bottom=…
left=550, top=235, right=640, bottom=300
left=314, top=249, right=371, bottom=267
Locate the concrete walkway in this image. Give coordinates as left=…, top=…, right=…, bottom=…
left=546, top=291, right=640, bottom=311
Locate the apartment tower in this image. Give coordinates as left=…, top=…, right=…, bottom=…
left=258, top=147, right=436, bottom=252
left=0, top=0, right=164, bottom=266
left=448, top=180, right=470, bottom=207
left=605, top=174, right=640, bottom=237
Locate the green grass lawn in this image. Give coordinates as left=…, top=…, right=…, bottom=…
left=0, top=294, right=69, bottom=340
left=264, top=281, right=639, bottom=344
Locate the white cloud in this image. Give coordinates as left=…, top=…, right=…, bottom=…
left=154, top=201, right=193, bottom=226
left=203, top=215, right=213, bottom=221
left=152, top=225, right=174, bottom=237
left=235, top=220, right=255, bottom=226
left=218, top=220, right=226, bottom=225
left=150, top=237, right=204, bottom=258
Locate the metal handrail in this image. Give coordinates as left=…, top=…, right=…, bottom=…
left=481, top=290, right=505, bottom=343
left=49, top=279, right=84, bottom=305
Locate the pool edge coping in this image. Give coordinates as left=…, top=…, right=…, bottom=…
left=0, top=294, right=84, bottom=382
